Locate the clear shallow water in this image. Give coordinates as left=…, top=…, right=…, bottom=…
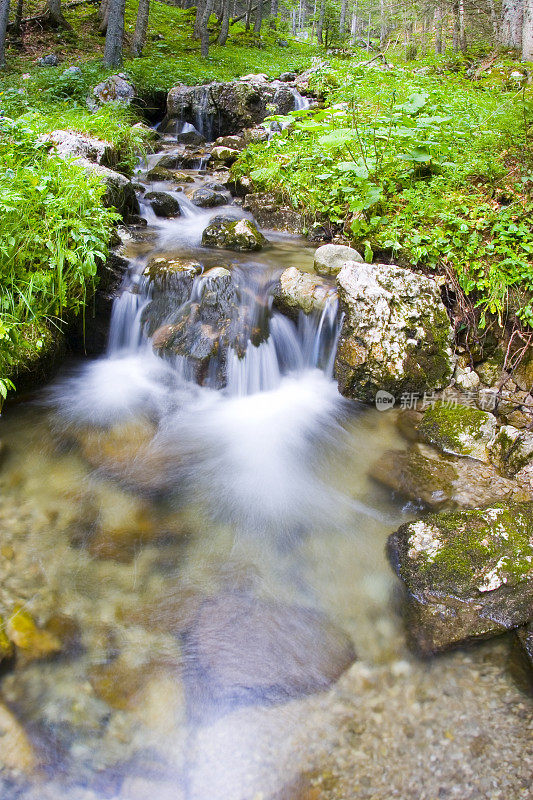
left=0, top=141, right=531, bottom=800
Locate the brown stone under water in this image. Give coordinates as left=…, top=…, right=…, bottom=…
left=181, top=592, right=356, bottom=717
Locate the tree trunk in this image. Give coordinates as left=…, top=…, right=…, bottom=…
left=103, top=0, right=126, bottom=66
left=0, top=0, right=10, bottom=68
left=379, top=0, right=386, bottom=46
left=523, top=0, right=533, bottom=57
left=339, top=0, right=347, bottom=38
left=131, top=0, right=149, bottom=56
left=270, top=0, right=277, bottom=22
left=501, top=0, right=523, bottom=48
left=45, top=0, right=70, bottom=26
left=317, top=0, right=324, bottom=43
left=218, top=0, right=230, bottom=43
left=200, top=0, right=214, bottom=56
left=99, top=0, right=109, bottom=34
left=254, top=0, right=262, bottom=32
left=458, top=0, right=466, bottom=51
left=434, top=1, right=443, bottom=52
left=349, top=5, right=357, bottom=45
left=194, top=0, right=204, bottom=37
left=13, top=0, right=23, bottom=33
left=245, top=0, right=252, bottom=29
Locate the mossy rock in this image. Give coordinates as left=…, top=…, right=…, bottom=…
left=387, top=502, right=533, bottom=655
left=335, top=263, right=454, bottom=403
left=201, top=216, right=267, bottom=251
left=489, top=425, right=533, bottom=477
left=418, top=401, right=497, bottom=462
left=370, top=444, right=531, bottom=509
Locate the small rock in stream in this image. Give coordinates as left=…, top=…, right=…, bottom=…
left=201, top=216, right=266, bottom=251
left=145, top=191, right=181, bottom=218
left=190, top=187, right=228, bottom=208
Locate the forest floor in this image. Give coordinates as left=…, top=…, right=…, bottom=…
left=0, top=0, right=532, bottom=398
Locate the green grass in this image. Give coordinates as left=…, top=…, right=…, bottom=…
left=233, top=53, right=533, bottom=332
left=0, top=117, right=117, bottom=397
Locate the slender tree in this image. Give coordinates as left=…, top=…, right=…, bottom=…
left=12, top=0, right=23, bottom=34
left=132, top=0, right=150, bottom=56
left=218, top=0, right=230, bottom=43
left=200, top=0, right=214, bottom=56
left=339, top=0, right=348, bottom=37
left=434, top=1, right=443, bottom=52
left=0, top=0, right=10, bottom=68
left=317, top=0, right=325, bottom=42
left=254, top=0, right=263, bottom=32
left=103, top=0, right=126, bottom=66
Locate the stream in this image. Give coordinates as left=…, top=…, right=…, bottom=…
left=0, top=123, right=530, bottom=800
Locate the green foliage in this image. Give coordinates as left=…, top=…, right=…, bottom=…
left=0, top=117, right=117, bottom=386
left=234, top=59, right=533, bottom=328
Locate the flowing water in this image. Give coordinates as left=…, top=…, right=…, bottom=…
left=0, top=124, right=531, bottom=800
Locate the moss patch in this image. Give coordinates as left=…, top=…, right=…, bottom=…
left=418, top=401, right=496, bottom=458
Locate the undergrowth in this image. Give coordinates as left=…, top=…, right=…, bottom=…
left=234, top=57, right=533, bottom=330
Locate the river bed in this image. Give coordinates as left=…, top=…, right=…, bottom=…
left=0, top=134, right=531, bottom=800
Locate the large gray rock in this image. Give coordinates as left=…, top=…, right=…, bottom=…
left=89, top=74, right=135, bottom=109
left=201, top=216, right=266, bottom=251
left=39, top=130, right=118, bottom=170
left=314, top=244, right=363, bottom=276
left=387, top=503, right=533, bottom=655
left=164, top=80, right=299, bottom=138
left=182, top=592, right=356, bottom=715
left=79, top=160, right=139, bottom=219
left=274, top=267, right=335, bottom=316
left=335, top=263, right=454, bottom=403
left=370, top=443, right=531, bottom=510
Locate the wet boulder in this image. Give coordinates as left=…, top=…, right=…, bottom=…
left=418, top=402, right=497, bottom=463
left=370, top=443, right=531, bottom=510
left=145, top=165, right=178, bottom=182
left=145, top=268, right=245, bottom=385
left=210, top=145, right=240, bottom=166
left=176, top=128, right=206, bottom=146
left=314, top=243, right=364, bottom=276
left=213, top=134, right=246, bottom=151
left=274, top=267, right=335, bottom=317
left=164, top=80, right=299, bottom=138
left=387, top=503, right=533, bottom=655
left=145, top=191, right=181, bottom=218
left=88, top=74, right=135, bottom=109
left=201, top=216, right=267, bottom=251
left=335, top=263, right=454, bottom=403
left=190, top=186, right=228, bottom=208
left=182, top=592, right=356, bottom=715
left=144, top=256, right=202, bottom=294
left=84, top=161, right=139, bottom=219
left=243, top=192, right=307, bottom=234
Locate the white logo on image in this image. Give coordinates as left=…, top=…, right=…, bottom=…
left=375, top=390, right=395, bottom=411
